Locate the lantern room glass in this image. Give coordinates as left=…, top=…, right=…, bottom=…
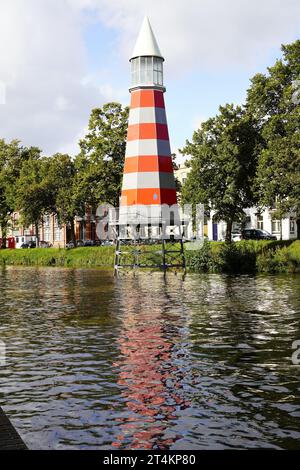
left=131, top=57, right=163, bottom=87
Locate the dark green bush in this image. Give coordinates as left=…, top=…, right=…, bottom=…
left=217, top=242, right=256, bottom=274
left=187, top=240, right=300, bottom=274
left=187, top=240, right=214, bottom=272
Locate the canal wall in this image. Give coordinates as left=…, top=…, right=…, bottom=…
left=0, top=241, right=299, bottom=274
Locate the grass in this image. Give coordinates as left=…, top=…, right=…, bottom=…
left=0, top=240, right=299, bottom=274
left=186, top=240, right=300, bottom=274
left=0, top=246, right=115, bottom=268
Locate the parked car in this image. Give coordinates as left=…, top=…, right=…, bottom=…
left=241, top=229, right=277, bottom=240
left=39, top=241, right=52, bottom=248
left=84, top=239, right=102, bottom=246
left=20, top=240, right=36, bottom=249
left=66, top=240, right=85, bottom=249
left=20, top=243, right=30, bottom=249
left=66, top=240, right=75, bottom=249
left=101, top=240, right=114, bottom=246
left=232, top=232, right=242, bottom=242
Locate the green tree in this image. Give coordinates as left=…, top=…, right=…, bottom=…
left=15, top=153, right=53, bottom=247
left=246, top=40, right=300, bottom=238
left=0, top=140, right=35, bottom=248
left=77, top=102, right=129, bottom=207
left=181, top=104, right=260, bottom=241
left=48, top=153, right=86, bottom=246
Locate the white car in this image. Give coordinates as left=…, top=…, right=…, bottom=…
left=232, top=233, right=242, bottom=242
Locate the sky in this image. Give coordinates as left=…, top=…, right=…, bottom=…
left=0, top=0, right=300, bottom=162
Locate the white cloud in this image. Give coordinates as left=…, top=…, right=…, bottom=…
left=85, top=0, right=300, bottom=72
left=0, top=0, right=108, bottom=155
left=0, top=80, right=6, bottom=105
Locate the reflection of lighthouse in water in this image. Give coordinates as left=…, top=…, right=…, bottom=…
left=113, top=275, right=190, bottom=450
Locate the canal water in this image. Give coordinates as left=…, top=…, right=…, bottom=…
left=0, top=266, right=299, bottom=450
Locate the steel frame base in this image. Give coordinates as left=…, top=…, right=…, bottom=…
left=114, top=237, right=186, bottom=276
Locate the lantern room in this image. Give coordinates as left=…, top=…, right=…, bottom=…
left=129, top=16, right=164, bottom=90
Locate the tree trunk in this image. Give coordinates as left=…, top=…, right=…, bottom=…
left=70, top=220, right=77, bottom=247
left=0, top=222, right=7, bottom=249
left=225, top=219, right=233, bottom=243
left=35, top=221, right=40, bottom=248
left=296, top=217, right=300, bottom=240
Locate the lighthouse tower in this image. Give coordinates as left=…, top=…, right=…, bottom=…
left=115, top=17, right=185, bottom=273
left=119, top=16, right=178, bottom=228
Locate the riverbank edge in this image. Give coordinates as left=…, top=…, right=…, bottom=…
left=186, top=239, right=300, bottom=274
left=0, top=240, right=299, bottom=274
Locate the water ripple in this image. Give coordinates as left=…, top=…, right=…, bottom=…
left=0, top=267, right=300, bottom=449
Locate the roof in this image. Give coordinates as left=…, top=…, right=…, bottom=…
left=131, top=16, right=164, bottom=61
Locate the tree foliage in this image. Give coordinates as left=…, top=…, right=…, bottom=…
left=15, top=152, right=53, bottom=246
left=47, top=153, right=86, bottom=245
left=0, top=140, right=36, bottom=246
left=246, top=40, right=300, bottom=237
left=77, top=102, right=129, bottom=207
left=181, top=104, right=260, bottom=240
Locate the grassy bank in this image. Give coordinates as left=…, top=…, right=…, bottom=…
left=0, top=246, right=115, bottom=268
left=186, top=240, right=300, bottom=274
left=0, top=240, right=299, bottom=273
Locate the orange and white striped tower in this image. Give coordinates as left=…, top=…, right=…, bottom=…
left=119, top=16, right=178, bottom=229
left=115, top=17, right=185, bottom=273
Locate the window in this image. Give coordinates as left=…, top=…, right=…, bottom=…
left=139, top=57, right=153, bottom=84
left=145, top=56, right=153, bottom=84
left=54, top=226, right=61, bottom=242
left=290, top=218, right=295, bottom=234
left=45, top=215, right=50, bottom=227
left=54, top=216, right=61, bottom=241
left=44, top=228, right=50, bottom=242
left=140, top=57, right=146, bottom=84
left=271, top=219, right=281, bottom=233
left=131, top=58, right=139, bottom=86
left=131, top=56, right=163, bottom=87
left=79, top=222, right=86, bottom=240
left=153, top=57, right=163, bottom=86
left=257, top=214, right=264, bottom=230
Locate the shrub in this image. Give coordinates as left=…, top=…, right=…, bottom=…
left=257, top=244, right=300, bottom=273
left=216, top=242, right=256, bottom=274
left=187, top=239, right=216, bottom=272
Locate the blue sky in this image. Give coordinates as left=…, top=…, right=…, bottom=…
left=0, top=0, right=300, bottom=161
left=82, top=10, right=298, bottom=160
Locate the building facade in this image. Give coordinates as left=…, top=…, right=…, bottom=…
left=206, top=209, right=297, bottom=241
left=174, top=164, right=298, bottom=241
left=175, top=163, right=190, bottom=187
left=0, top=209, right=103, bottom=248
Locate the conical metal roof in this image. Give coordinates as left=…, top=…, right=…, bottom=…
left=131, top=16, right=164, bottom=60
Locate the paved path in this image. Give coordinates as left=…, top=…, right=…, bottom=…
left=0, top=407, right=27, bottom=450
